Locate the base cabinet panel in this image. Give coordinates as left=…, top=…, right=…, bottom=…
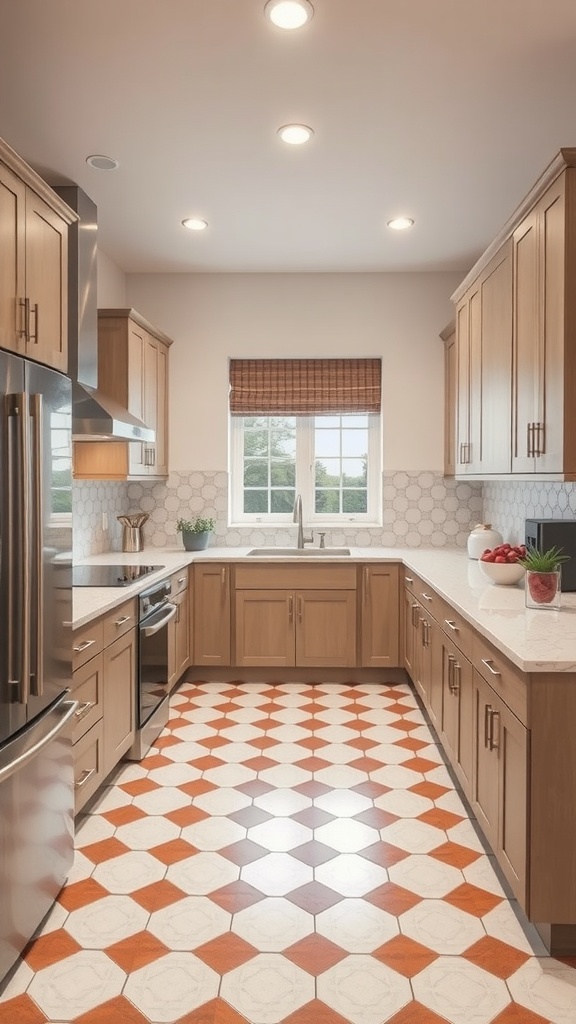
left=193, top=564, right=231, bottom=666
left=360, top=564, right=399, bottom=667
left=236, top=590, right=295, bottom=666
left=296, top=590, right=356, bottom=667
left=102, top=630, right=136, bottom=778
left=73, top=720, right=105, bottom=814
left=438, top=634, right=473, bottom=797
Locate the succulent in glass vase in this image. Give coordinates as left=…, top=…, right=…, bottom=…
left=519, top=545, right=570, bottom=607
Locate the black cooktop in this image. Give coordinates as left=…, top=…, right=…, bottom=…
left=73, top=565, right=164, bottom=588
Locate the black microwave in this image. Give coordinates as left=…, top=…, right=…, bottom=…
left=525, top=518, right=576, bottom=591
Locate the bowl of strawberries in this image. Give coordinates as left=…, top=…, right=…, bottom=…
left=479, top=543, right=527, bottom=585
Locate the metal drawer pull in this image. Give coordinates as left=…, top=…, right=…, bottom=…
left=75, top=767, right=96, bottom=790
left=73, top=639, right=96, bottom=654
left=404, top=576, right=414, bottom=584
left=421, top=592, right=433, bottom=603
left=74, top=701, right=95, bottom=721
left=481, top=658, right=501, bottom=677
left=114, top=615, right=131, bottom=627
left=444, top=619, right=459, bottom=632
left=177, top=577, right=186, bottom=585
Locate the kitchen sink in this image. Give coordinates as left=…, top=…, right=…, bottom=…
left=247, top=547, right=351, bottom=557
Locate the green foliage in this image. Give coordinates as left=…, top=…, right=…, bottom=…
left=519, top=544, right=570, bottom=572
left=176, top=516, right=215, bottom=534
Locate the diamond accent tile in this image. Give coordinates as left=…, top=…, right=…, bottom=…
left=283, top=934, right=348, bottom=976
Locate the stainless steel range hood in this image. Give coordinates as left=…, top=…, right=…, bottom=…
left=55, top=185, right=154, bottom=442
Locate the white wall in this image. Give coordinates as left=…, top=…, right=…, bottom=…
left=126, top=271, right=461, bottom=471
left=97, top=250, right=127, bottom=306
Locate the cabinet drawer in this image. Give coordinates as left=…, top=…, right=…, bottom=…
left=472, top=633, right=528, bottom=725
left=402, top=571, right=421, bottom=596
left=170, top=568, right=189, bottom=598
left=71, top=653, right=104, bottom=743
left=73, top=719, right=105, bottom=814
left=235, top=564, right=357, bottom=590
left=413, top=580, right=441, bottom=618
left=73, top=619, right=104, bottom=671
left=102, top=598, right=137, bottom=647
left=437, top=599, right=474, bottom=661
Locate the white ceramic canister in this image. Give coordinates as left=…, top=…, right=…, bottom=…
left=467, top=523, right=503, bottom=559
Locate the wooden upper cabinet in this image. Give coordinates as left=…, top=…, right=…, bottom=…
left=73, top=309, right=172, bottom=480
left=440, top=322, right=456, bottom=477
left=455, top=241, right=513, bottom=475
left=453, top=149, right=576, bottom=480
left=0, top=139, right=75, bottom=371
left=512, top=172, right=573, bottom=475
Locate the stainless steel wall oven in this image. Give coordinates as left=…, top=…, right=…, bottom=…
left=127, top=578, right=176, bottom=759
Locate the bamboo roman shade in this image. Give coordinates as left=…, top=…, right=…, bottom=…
left=229, top=358, right=382, bottom=416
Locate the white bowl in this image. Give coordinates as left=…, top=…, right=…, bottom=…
left=479, top=560, right=525, bottom=586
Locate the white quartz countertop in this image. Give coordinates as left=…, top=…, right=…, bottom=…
left=73, top=546, right=576, bottom=673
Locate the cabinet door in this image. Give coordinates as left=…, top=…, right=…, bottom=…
left=71, top=653, right=104, bottom=744
left=296, top=590, right=356, bottom=667
left=235, top=590, right=295, bottom=667
left=193, top=564, right=231, bottom=666
left=24, top=189, right=68, bottom=372
left=0, top=162, right=26, bottom=355
left=175, top=586, right=190, bottom=683
left=102, top=630, right=136, bottom=777
left=439, top=636, right=473, bottom=796
left=477, top=241, right=513, bottom=473
left=360, top=564, right=399, bottom=667
left=512, top=208, right=540, bottom=472
left=127, top=322, right=147, bottom=476
left=455, top=297, right=471, bottom=472
left=154, top=341, right=169, bottom=476
left=538, top=177, right=566, bottom=473
left=472, top=671, right=500, bottom=852
left=402, top=588, right=419, bottom=680
left=496, top=698, right=527, bottom=903
left=443, top=326, right=456, bottom=476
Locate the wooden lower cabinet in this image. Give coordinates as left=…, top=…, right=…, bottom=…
left=359, top=564, right=399, bottom=667
left=472, top=670, right=527, bottom=903
left=102, top=629, right=136, bottom=778
left=438, top=633, right=473, bottom=796
left=193, top=564, right=231, bottom=665
left=169, top=586, right=190, bottom=688
left=73, top=720, right=105, bottom=814
left=235, top=588, right=356, bottom=668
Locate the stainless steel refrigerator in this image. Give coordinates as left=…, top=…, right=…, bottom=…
left=0, top=352, right=76, bottom=983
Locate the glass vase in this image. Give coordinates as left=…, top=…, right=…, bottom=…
left=525, top=568, right=561, bottom=610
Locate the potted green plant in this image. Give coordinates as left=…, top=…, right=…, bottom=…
left=176, top=516, right=215, bottom=551
left=519, top=544, right=570, bottom=608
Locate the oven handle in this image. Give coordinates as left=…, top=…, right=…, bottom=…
left=141, top=603, right=177, bottom=636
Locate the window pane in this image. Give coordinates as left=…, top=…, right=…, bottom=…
left=315, top=459, right=341, bottom=487
left=244, top=460, right=268, bottom=487
left=271, top=461, right=295, bottom=487
left=342, top=459, right=367, bottom=486
left=342, top=430, right=368, bottom=457
left=271, top=490, right=295, bottom=513
left=315, top=490, right=341, bottom=513
left=270, top=430, right=296, bottom=457
left=244, top=490, right=268, bottom=513
left=343, top=490, right=367, bottom=513
left=315, top=430, right=341, bottom=458
left=244, top=430, right=269, bottom=456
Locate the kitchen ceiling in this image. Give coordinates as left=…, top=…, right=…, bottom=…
left=2, top=0, right=576, bottom=274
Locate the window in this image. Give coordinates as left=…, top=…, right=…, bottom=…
left=229, top=359, right=381, bottom=525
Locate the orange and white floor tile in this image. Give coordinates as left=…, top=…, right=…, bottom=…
left=1, top=680, right=576, bottom=1024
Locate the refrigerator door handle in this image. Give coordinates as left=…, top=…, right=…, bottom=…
left=30, top=393, right=44, bottom=697
left=0, top=699, right=77, bottom=785
left=7, top=394, right=31, bottom=705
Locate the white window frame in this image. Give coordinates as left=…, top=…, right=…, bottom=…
left=229, top=414, right=381, bottom=526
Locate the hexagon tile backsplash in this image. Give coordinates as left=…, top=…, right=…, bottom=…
left=72, top=471, right=483, bottom=559
left=483, top=480, right=576, bottom=544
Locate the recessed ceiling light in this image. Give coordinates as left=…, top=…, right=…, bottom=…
left=387, top=217, right=415, bottom=231
left=85, top=154, right=119, bottom=171
left=265, top=0, right=313, bottom=29
left=182, top=218, right=208, bottom=231
left=277, top=124, right=314, bottom=145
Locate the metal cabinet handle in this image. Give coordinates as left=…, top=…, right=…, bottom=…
left=19, top=297, right=28, bottom=338
left=74, top=700, right=94, bottom=721
left=288, top=594, right=293, bottom=623
left=489, top=709, right=500, bottom=750
left=534, top=421, right=544, bottom=457
left=29, top=302, right=39, bottom=344
left=142, top=603, right=177, bottom=636
left=73, top=639, right=96, bottom=654
left=298, top=595, right=303, bottom=623
left=444, top=619, right=458, bottom=632
left=484, top=703, right=492, bottom=748
left=421, top=592, right=433, bottom=603
left=404, top=576, right=414, bottom=584
left=452, top=660, right=460, bottom=694
left=75, top=767, right=96, bottom=790
left=447, top=653, right=455, bottom=691
left=422, top=619, right=430, bottom=649
left=527, top=422, right=534, bottom=458
left=481, top=658, right=501, bottom=677
left=411, top=602, right=419, bottom=628
left=364, top=566, right=369, bottom=603
left=177, top=576, right=186, bottom=585
left=114, top=615, right=131, bottom=627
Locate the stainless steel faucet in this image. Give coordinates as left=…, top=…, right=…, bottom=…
left=293, top=494, right=314, bottom=549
